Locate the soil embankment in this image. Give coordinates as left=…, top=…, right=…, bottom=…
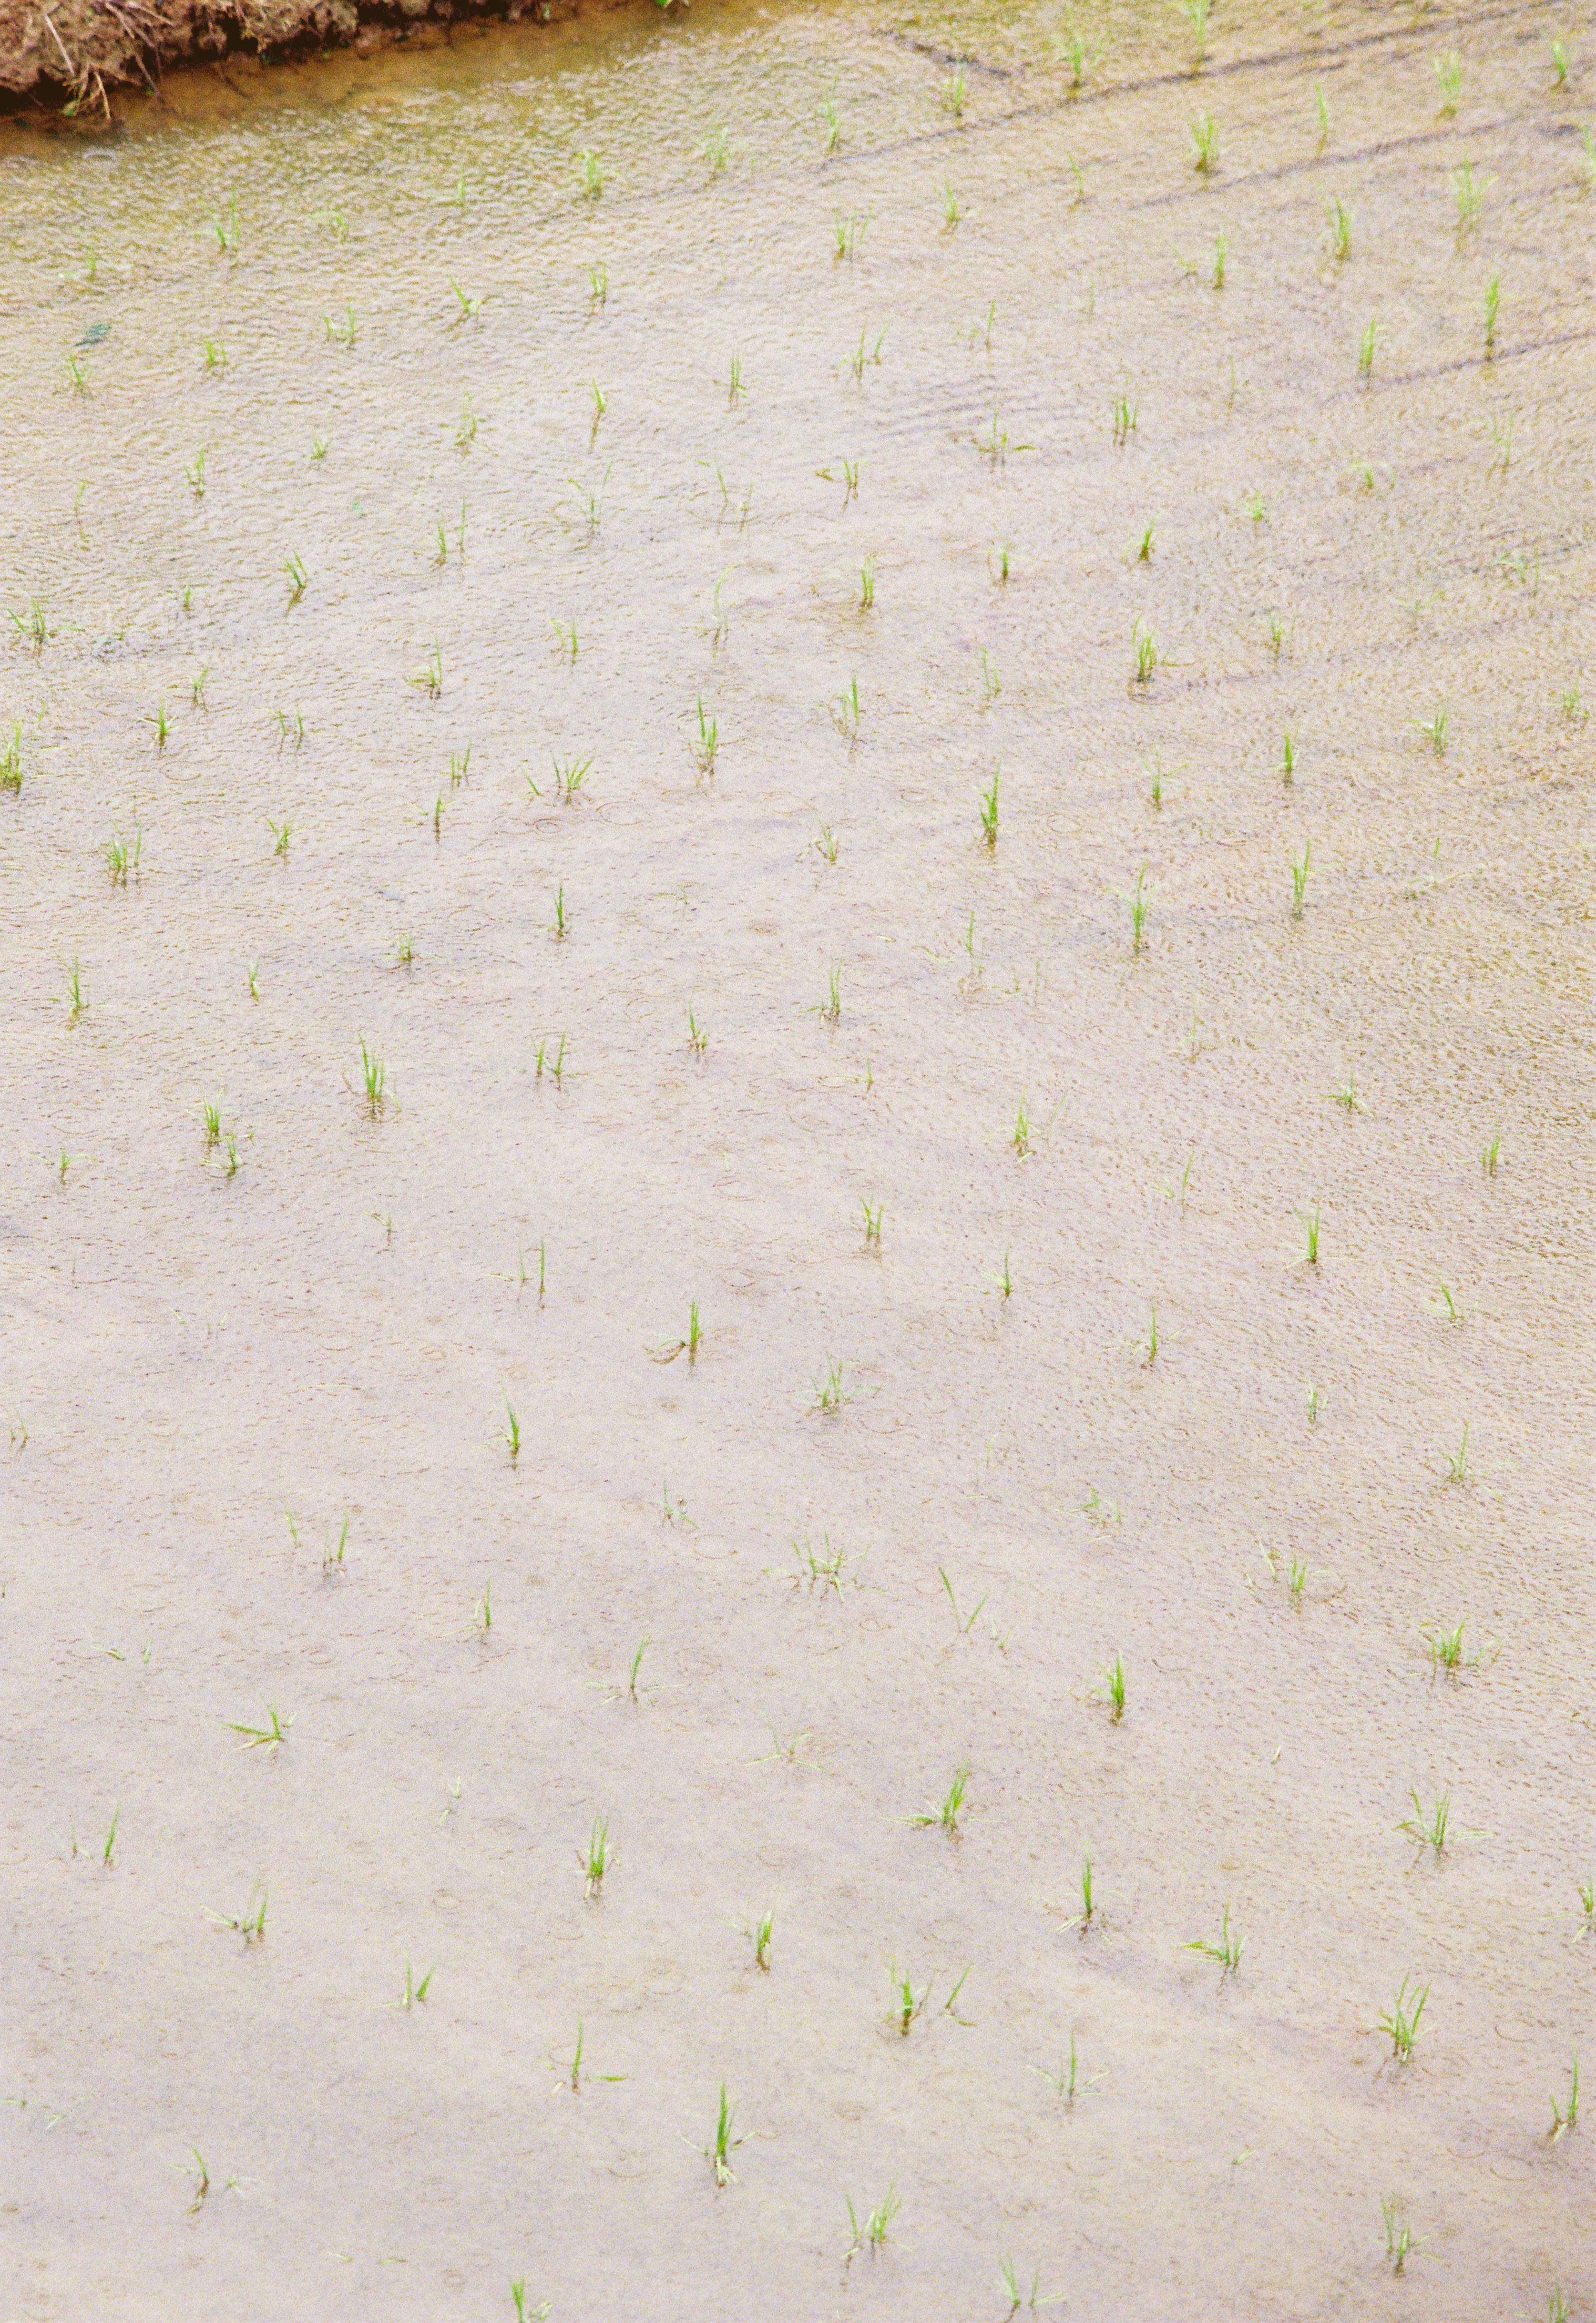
left=0, top=0, right=626, bottom=110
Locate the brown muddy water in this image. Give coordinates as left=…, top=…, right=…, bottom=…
left=2, top=1, right=1594, bottom=2315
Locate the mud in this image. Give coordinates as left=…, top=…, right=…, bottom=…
left=2, top=2, right=1594, bottom=2317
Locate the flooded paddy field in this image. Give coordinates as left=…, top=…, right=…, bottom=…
left=1, top=1, right=1593, bottom=2315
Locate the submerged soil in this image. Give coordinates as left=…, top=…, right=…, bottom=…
left=2, top=1, right=1594, bottom=2316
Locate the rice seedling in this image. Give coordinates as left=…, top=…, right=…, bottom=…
left=150, top=701, right=170, bottom=749
left=324, top=302, right=356, bottom=345
left=1358, top=316, right=1377, bottom=377
left=1421, top=697, right=1459, bottom=752
left=101, top=1806, right=118, bottom=1867
left=820, top=82, right=844, bottom=153
left=67, top=352, right=91, bottom=393
left=938, top=1566, right=990, bottom=1637
left=0, top=726, right=20, bottom=793
left=814, top=821, right=839, bottom=863
left=1280, top=730, right=1298, bottom=786
left=409, top=640, right=443, bottom=698
left=577, top=147, right=603, bottom=200
left=821, top=964, right=842, bottom=1022
left=1433, top=49, right=1461, bottom=116
left=1131, top=619, right=1158, bottom=685
left=1129, top=868, right=1150, bottom=952
left=914, top=1764, right=970, bottom=1835
left=693, top=697, right=719, bottom=775
left=210, top=1884, right=268, bottom=1944
left=833, top=212, right=866, bottom=260
left=1111, top=390, right=1138, bottom=445
left=1307, top=1384, right=1323, bottom=1425
left=1326, top=197, right=1352, bottom=260
left=887, top=1960, right=929, bottom=2036
left=103, top=825, right=141, bottom=886
left=315, top=1512, right=350, bottom=1578
left=1184, top=1906, right=1242, bottom=1974
left=1173, top=0, right=1213, bottom=66
left=1211, top=229, right=1228, bottom=288
left=704, top=123, right=730, bottom=175
left=685, top=1302, right=703, bottom=1364
left=268, top=817, right=293, bottom=860
left=845, top=323, right=887, bottom=380
left=861, top=1199, right=882, bottom=1247
left=812, top=1357, right=852, bottom=1413
left=186, top=2150, right=209, bottom=2210
left=1547, top=2293, right=1571, bottom=2323
left=447, top=278, right=483, bottom=327
left=223, top=1134, right=240, bottom=1180
left=1483, top=275, right=1500, bottom=358
left=399, top=1961, right=434, bottom=2009
left=998, top=2259, right=1060, bottom=2315
left=787, top=1532, right=859, bottom=1591
left=1421, top=1618, right=1473, bottom=1675
left=202, top=336, right=227, bottom=371
left=1302, top=1206, right=1320, bottom=1266
left=1288, top=1557, right=1308, bottom=1604
left=1143, top=1303, right=1159, bottom=1365
left=202, top=1102, right=222, bottom=1151
left=581, top=1815, right=610, bottom=1897
left=975, top=412, right=1030, bottom=461
left=1146, top=751, right=1164, bottom=809
left=282, top=554, right=308, bottom=605
left=1191, top=115, right=1218, bottom=173
left=1551, top=37, right=1570, bottom=87
left=1579, top=1880, right=1596, bottom=1933
left=1031, top=2033, right=1093, bottom=2103
left=1291, top=842, right=1310, bottom=920
left=1381, top=2197, right=1416, bottom=2272
left=1012, top=1097, right=1031, bottom=1157
left=1399, top=1789, right=1450, bottom=1854
left=706, top=2085, right=741, bottom=2186
left=1559, top=685, right=1586, bottom=723
left=1454, top=163, right=1491, bottom=230
left=980, top=770, right=1000, bottom=848
left=859, top=557, right=875, bottom=610
left=623, top=1637, right=648, bottom=1704
left=60, top=959, right=86, bottom=1025
left=1481, top=1132, right=1501, bottom=1176
left=1378, top=1975, right=1429, bottom=2061
left=226, top=1705, right=291, bottom=1748
left=845, top=2187, right=901, bottom=2257
left=1314, top=82, right=1331, bottom=145
left=942, top=181, right=962, bottom=227
left=998, top=1250, right=1013, bottom=1301
left=748, top=1909, right=773, bottom=1970
left=686, top=1003, right=707, bottom=1056
left=1443, top=1424, right=1470, bottom=1485
left=357, top=1038, right=387, bottom=1117
left=1106, top=1655, right=1126, bottom=1721
left=1059, top=24, right=1096, bottom=91
left=931, top=60, right=965, bottom=120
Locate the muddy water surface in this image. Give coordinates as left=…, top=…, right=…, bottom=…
left=2, top=2, right=1594, bottom=2316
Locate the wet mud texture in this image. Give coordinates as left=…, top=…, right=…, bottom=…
left=2, top=1, right=1595, bottom=2319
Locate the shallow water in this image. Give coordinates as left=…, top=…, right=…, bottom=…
left=2, top=2, right=1594, bottom=2315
